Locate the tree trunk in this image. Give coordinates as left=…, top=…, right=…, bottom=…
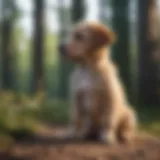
left=0, top=1, right=2, bottom=89
left=32, top=0, right=44, bottom=93
left=71, top=0, right=85, bottom=23
left=1, top=0, right=15, bottom=90
left=58, top=0, right=69, bottom=99
left=138, top=0, right=160, bottom=105
left=58, top=0, right=85, bottom=99
left=112, top=0, right=131, bottom=102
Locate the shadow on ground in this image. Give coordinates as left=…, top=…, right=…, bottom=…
left=1, top=127, right=160, bottom=160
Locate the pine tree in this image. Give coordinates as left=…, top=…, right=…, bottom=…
left=112, top=0, right=131, bottom=102
left=71, top=0, right=85, bottom=23
left=138, top=0, right=160, bottom=105
left=32, top=0, right=44, bottom=92
left=1, top=0, right=18, bottom=90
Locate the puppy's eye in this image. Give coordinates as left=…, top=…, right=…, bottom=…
left=74, top=33, right=83, bottom=41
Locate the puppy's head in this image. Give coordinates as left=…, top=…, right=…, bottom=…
left=59, top=22, right=116, bottom=62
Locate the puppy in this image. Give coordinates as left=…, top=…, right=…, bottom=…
left=59, top=22, right=137, bottom=144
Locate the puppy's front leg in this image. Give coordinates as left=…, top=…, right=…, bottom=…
left=96, top=67, right=122, bottom=144
left=99, top=107, right=118, bottom=144
left=68, top=90, right=93, bottom=139
left=67, top=109, right=90, bottom=139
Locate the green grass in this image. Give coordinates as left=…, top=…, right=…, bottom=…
left=36, top=99, right=69, bottom=124
left=140, top=122, right=160, bottom=137
left=136, top=106, right=160, bottom=137
left=0, top=91, right=159, bottom=141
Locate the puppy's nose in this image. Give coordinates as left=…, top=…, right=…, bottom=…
left=58, top=42, right=66, bottom=55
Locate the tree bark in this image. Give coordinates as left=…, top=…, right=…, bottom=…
left=112, top=0, right=131, bottom=102
left=138, top=0, right=160, bottom=105
left=58, top=0, right=69, bottom=99
left=32, top=0, right=44, bottom=93
left=1, top=0, right=15, bottom=90
left=71, top=0, right=85, bottom=23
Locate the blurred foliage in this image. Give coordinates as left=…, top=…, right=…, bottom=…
left=0, top=91, right=159, bottom=141
left=0, top=91, right=69, bottom=139
left=0, top=91, right=42, bottom=135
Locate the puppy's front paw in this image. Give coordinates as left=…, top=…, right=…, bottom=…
left=99, top=131, right=116, bottom=145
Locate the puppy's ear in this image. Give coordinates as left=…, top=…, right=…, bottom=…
left=94, top=25, right=116, bottom=46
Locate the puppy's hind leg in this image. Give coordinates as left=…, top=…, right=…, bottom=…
left=118, top=108, right=137, bottom=144
left=99, top=114, right=118, bottom=144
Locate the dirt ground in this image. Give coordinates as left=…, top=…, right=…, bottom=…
left=0, top=126, right=160, bottom=160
